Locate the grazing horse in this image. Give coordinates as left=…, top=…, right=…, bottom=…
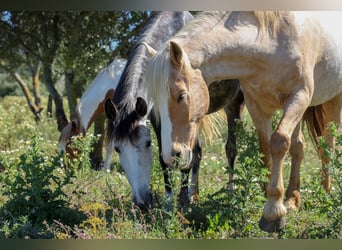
left=59, top=58, right=127, bottom=171
left=145, top=11, right=342, bottom=232
left=104, top=11, right=244, bottom=210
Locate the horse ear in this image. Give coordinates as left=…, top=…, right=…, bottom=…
left=142, top=42, right=157, bottom=57
left=169, top=40, right=183, bottom=66
left=104, top=98, right=117, bottom=120
left=135, top=97, right=148, bottom=117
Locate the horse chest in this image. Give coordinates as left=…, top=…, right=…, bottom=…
left=241, top=79, right=290, bottom=112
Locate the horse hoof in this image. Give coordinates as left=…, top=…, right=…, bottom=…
left=259, top=215, right=286, bottom=233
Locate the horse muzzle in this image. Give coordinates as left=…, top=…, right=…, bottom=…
left=164, top=145, right=193, bottom=170
left=133, top=191, right=153, bottom=212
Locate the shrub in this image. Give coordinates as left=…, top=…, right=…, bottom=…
left=0, top=136, right=75, bottom=238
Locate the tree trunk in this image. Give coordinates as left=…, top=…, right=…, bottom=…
left=31, top=62, right=42, bottom=110
left=89, top=112, right=105, bottom=170
left=65, top=68, right=77, bottom=119
left=0, top=60, right=42, bottom=121
left=42, top=62, right=68, bottom=131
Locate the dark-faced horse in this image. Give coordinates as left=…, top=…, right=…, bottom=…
left=145, top=11, right=342, bottom=232
left=104, top=11, right=244, bottom=210
left=59, top=58, right=127, bottom=171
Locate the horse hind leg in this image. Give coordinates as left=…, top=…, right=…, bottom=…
left=225, top=90, right=244, bottom=190
left=317, top=94, right=342, bottom=192
left=284, top=121, right=304, bottom=210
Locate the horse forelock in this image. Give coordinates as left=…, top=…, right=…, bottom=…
left=146, top=42, right=194, bottom=118
left=146, top=45, right=170, bottom=113
left=108, top=104, right=145, bottom=144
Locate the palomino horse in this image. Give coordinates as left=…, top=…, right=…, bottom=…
left=59, top=58, right=127, bottom=171
left=145, top=11, right=342, bottom=232
left=104, top=11, right=243, bottom=210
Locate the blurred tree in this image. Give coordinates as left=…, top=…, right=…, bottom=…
left=0, top=11, right=148, bottom=129
left=0, top=11, right=149, bottom=168
left=0, top=12, right=43, bottom=120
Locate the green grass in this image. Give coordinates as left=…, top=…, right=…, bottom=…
left=0, top=96, right=341, bottom=239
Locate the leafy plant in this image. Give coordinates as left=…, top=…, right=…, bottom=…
left=0, top=136, right=75, bottom=237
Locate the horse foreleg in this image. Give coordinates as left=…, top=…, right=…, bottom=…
left=178, top=138, right=201, bottom=208
left=189, top=138, right=202, bottom=203
left=159, top=154, right=175, bottom=210
left=284, top=121, right=304, bottom=210
left=259, top=91, right=310, bottom=233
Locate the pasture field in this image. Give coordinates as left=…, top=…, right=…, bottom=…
left=0, top=96, right=341, bottom=239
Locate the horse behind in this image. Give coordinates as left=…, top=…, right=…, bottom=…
left=59, top=58, right=127, bottom=171
left=145, top=11, right=342, bottom=232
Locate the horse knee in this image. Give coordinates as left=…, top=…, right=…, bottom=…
left=270, top=132, right=290, bottom=156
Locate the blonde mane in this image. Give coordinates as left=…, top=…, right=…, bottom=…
left=253, top=11, right=294, bottom=39
left=172, top=11, right=230, bottom=41
left=146, top=43, right=193, bottom=109
left=145, top=39, right=226, bottom=146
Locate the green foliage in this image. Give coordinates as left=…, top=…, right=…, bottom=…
left=194, top=120, right=268, bottom=238
left=0, top=73, right=22, bottom=97
left=62, top=133, right=100, bottom=172
left=0, top=97, right=341, bottom=238
left=313, top=123, right=342, bottom=237
left=0, top=136, right=76, bottom=238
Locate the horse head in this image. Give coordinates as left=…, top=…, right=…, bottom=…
left=105, top=97, right=153, bottom=211
left=58, top=115, right=84, bottom=159
left=146, top=40, right=209, bottom=170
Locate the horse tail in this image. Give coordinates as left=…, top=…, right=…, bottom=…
left=200, top=109, right=227, bottom=146
left=302, top=104, right=327, bottom=148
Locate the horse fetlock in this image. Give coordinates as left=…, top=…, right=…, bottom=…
left=285, top=190, right=301, bottom=210
left=263, top=199, right=287, bottom=221
left=259, top=199, right=287, bottom=232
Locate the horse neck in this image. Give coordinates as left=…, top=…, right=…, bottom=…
left=177, top=12, right=271, bottom=84
left=113, top=48, right=152, bottom=118
left=114, top=12, right=193, bottom=118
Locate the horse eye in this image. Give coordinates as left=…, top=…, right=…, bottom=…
left=177, top=93, right=186, bottom=103
left=146, top=140, right=152, bottom=148
left=114, top=146, right=121, bottom=154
